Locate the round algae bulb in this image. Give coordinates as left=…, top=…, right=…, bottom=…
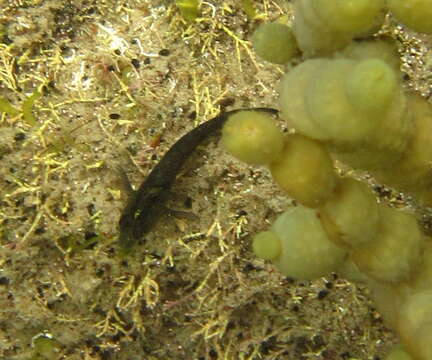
left=252, top=231, right=282, bottom=260
left=385, top=345, right=413, bottom=360
left=293, top=0, right=352, bottom=56
left=279, top=59, right=327, bottom=140
left=252, top=22, right=298, bottom=64
left=352, top=207, right=423, bottom=283
left=306, top=59, right=377, bottom=142
left=398, top=291, right=432, bottom=360
left=339, top=39, right=401, bottom=74
left=271, top=206, right=346, bottom=280
left=222, top=111, right=284, bottom=165
left=270, top=134, right=337, bottom=207
left=389, top=94, right=432, bottom=188
left=411, top=243, right=432, bottom=292
left=320, top=178, right=379, bottom=247
left=345, top=59, right=398, bottom=112
left=312, top=0, right=385, bottom=33
left=388, top=0, right=432, bottom=34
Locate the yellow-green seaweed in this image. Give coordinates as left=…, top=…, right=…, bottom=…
left=241, top=0, right=256, bottom=19
left=22, top=90, right=42, bottom=126
left=176, top=0, right=200, bottom=22
left=0, top=96, right=20, bottom=116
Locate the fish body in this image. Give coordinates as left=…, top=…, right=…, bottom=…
left=118, top=108, right=278, bottom=255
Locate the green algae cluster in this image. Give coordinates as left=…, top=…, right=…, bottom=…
left=221, top=1, right=432, bottom=359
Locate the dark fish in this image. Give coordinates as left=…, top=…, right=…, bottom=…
left=118, top=107, right=278, bottom=255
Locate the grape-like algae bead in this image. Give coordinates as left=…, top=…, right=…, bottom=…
left=252, top=22, right=298, bottom=64
left=345, top=59, right=398, bottom=112
left=279, top=59, right=326, bottom=140
left=351, top=207, right=423, bottom=283
left=292, top=0, right=385, bottom=56
left=319, top=178, right=379, bottom=247
left=388, top=0, right=432, bottom=34
left=338, top=39, right=401, bottom=74
left=252, top=231, right=282, bottom=260
left=305, top=59, right=378, bottom=142
left=312, top=0, right=385, bottom=33
left=270, top=134, right=337, bottom=207
left=385, top=345, right=413, bottom=360
left=398, top=291, right=432, bottom=359
left=292, top=0, right=350, bottom=56
left=221, top=110, right=284, bottom=165
left=270, top=206, right=346, bottom=280
left=379, top=94, right=432, bottom=189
